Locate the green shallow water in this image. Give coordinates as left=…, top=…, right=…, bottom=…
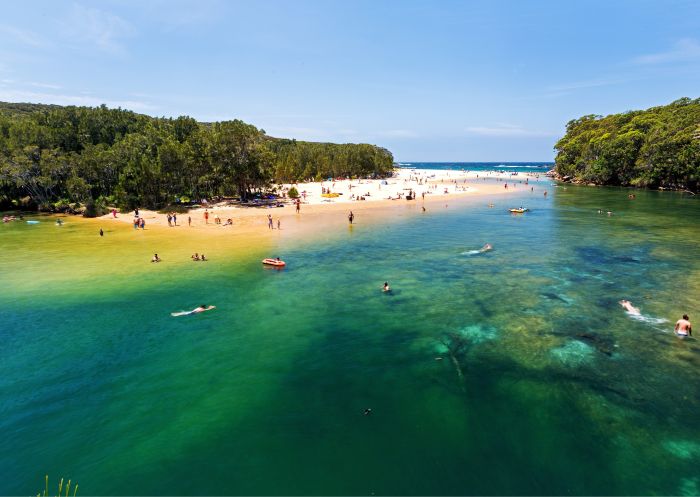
left=1, top=183, right=699, bottom=495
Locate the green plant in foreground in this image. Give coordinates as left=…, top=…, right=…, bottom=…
left=37, top=475, right=78, bottom=497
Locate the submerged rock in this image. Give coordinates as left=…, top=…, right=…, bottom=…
left=662, top=439, right=700, bottom=460
left=678, top=477, right=699, bottom=497
left=456, top=324, right=498, bottom=344
left=550, top=340, right=595, bottom=366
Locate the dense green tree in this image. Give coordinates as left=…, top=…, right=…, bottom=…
left=0, top=101, right=394, bottom=212
left=554, top=98, right=700, bottom=191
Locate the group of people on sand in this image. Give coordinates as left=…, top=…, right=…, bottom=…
left=166, top=212, right=178, bottom=226
left=619, top=300, right=692, bottom=339
left=150, top=252, right=208, bottom=262
left=267, top=214, right=281, bottom=229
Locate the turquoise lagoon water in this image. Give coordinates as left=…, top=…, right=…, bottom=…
left=1, top=181, right=699, bottom=495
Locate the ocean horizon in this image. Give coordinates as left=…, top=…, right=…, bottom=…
left=398, top=162, right=554, bottom=173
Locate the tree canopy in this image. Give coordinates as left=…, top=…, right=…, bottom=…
left=554, top=97, right=700, bottom=192
left=0, top=102, right=394, bottom=212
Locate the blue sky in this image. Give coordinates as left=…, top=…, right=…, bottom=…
left=1, top=0, right=699, bottom=161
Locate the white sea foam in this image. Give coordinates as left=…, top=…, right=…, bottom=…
left=461, top=249, right=481, bottom=256
left=625, top=312, right=669, bottom=328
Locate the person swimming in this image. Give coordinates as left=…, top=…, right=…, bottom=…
left=171, top=304, right=216, bottom=316
left=151, top=253, right=161, bottom=263
left=480, top=243, right=493, bottom=252
left=382, top=282, right=391, bottom=292
left=674, top=314, right=692, bottom=338
left=619, top=300, right=641, bottom=315
left=192, top=304, right=214, bottom=313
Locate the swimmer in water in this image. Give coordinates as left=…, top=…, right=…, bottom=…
left=192, top=304, right=215, bottom=313
left=480, top=243, right=493, bottom=252
left=363, top=408, right=372, bottom=416
left=151, top=253, right=161, bottom=263
left=171, top=304, right=216, bottom=316
left=619, top=300, right=641, bottom=315
left=382, top=282, right=391, bottom=292
left=674, top=314, right=692, bottom=338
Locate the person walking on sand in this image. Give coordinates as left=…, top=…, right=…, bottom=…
left=268, top=214, right=273, bottom=229
left=348, top=211, right=354, bottom=224
left=675, top=314, right=692, bottom=338
left=173, top=213, right=177, bottom=226
left=277, top=219, right=281, bottom=230
left=100, top=228, right=104, bottom=237
left=204, top=209, right=209, bottom=224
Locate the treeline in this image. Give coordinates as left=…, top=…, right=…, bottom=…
left=554, top=97, right=700, bottom=191
left=0, top=102, right=394, bottom=213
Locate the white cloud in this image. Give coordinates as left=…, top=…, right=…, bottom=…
left=0, top=88, right=153, bottom=112
left=633, top=38, right=700, bottom=65
left=28, top=81, right=62, bottom=90
left=60, top=3, right=135, bottom=54
left=464, top=124, right=557, bottom=138
left=264, top=126, right=359, bottom=141
left=379, top=129, right=418, bottom=138
left=547, top=78, right=626, bottom=92
left=0, top=25, right=43, bottom=47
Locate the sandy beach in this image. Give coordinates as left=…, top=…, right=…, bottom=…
left=97, top=168, right=547, bottom=238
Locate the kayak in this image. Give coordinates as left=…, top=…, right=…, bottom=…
left=262, top=258, right=286, bottom=267
left=509, top=208, right=529, bottom=213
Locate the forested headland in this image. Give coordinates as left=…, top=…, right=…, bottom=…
left=0, top=102, right=394, bottom=214
left=554, top=97, right=700, bottom=192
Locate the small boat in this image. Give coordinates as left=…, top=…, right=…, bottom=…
left=262, top=258, right=286, bottom=267
left=509, top=207, right=529, bottom=213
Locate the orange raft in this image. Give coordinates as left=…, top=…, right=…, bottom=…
left=262, top=258, right=286, bottom=267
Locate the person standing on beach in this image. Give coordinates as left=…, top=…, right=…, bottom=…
left=675, top=314, right=692, bottom=338
left=188, top=216, right=191, bottom=227
left=204, top=209, right=209, bottom=224
left=296, top=199, right=301, bottom=213
left=100, top=228, right=104, bottom=237
left=277, top=219, right=281, bottom=230
left=268, top=214, right=273, bottom=229
left=348, top=211, right=354, bottom=224
left=167, top=213, right=172, bottom=226
left=173, top=213, right=177, bottom=226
